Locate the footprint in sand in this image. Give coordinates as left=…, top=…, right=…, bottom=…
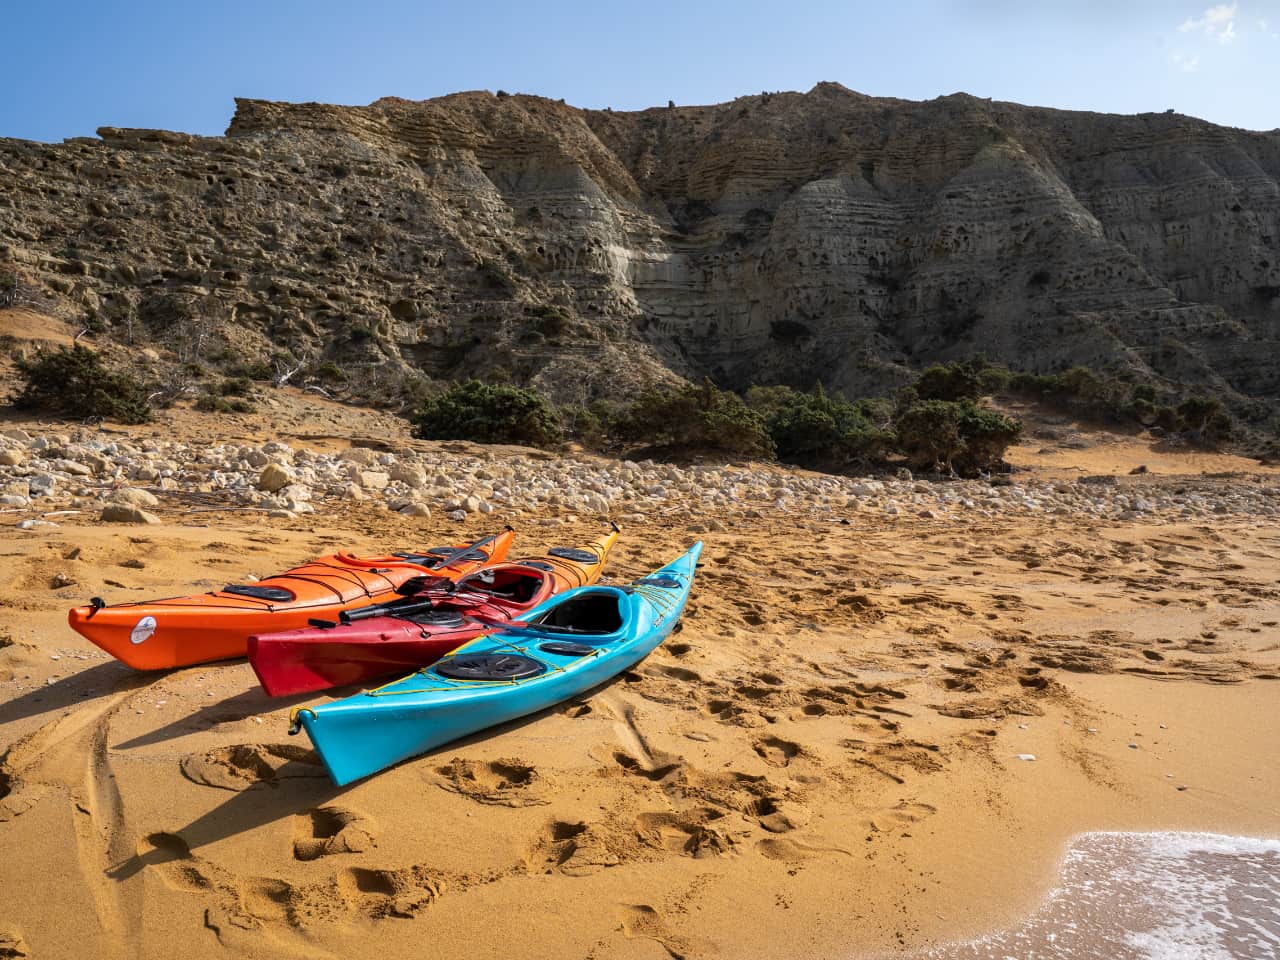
left=138, top=830, right=445, bottom=936
left=179, top=744, right=326, bottom=791
left=634, top=808, right=735, bottom=859
left=756, top=836, right=852, bottom=862
left=291, top=805, right=376, bottom=861
left=618, top=904, right=696, bottom=960
left=0, top=926, right=30, bottom=958
left=524, top=819, right=626, bottom=877
left=643, top=663, right=702, bottom=683
left=752, top=735, right=803, bottom=767
left=432, top=757, right=550, bottom=807
left=748, top=796, right=811, bottom=834
left=863, top=800, right=938, bottom=836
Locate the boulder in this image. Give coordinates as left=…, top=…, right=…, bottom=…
left=339, top=447, right=378, bottom=466
left=358, top=471, right=391, bottom=491
left=257, top=463, right=292, bottom=492
left=111, top=487, right=159, bottom=507
left=389, top=463, right=426, bottom=487
left=101, top=503, right=160, bottom=524
left=0, top=449, right=23, bottom=466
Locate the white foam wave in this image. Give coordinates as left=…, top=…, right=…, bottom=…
left=909, top=832, right=1280, bottom=960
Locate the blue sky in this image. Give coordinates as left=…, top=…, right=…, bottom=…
left=2, top=1, right=1276, bottom=142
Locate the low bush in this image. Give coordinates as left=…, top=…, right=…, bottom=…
left=616, top=379, right=774, bottom=459
left=894, top=399, right=1020, bottom=475
left=526, top=304, right=572, bottom=339
left=412, top=379, right=562, bottom=448
left=0, top=272, right=18, bottom=308
left=314, top=361, right=347, bottom=383
left=476, top=259, right=517, bottom=295
left=748, top=384, right=893, bottom=468
left=913, top=362, right=984, bottom=402
left=195, top=394, right=254, bottom=414
left=12, top=345, right=152, bottom=423
left=894, top=400, right=963, bottom=472
left=216, top=377, right=254, bottom=397
left=1176, top=396, right=1232, bottom=444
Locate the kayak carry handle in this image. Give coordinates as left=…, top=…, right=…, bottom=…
left=287, top=706, right=315, bottom=736
left=307, top=618, right=337, bottom=630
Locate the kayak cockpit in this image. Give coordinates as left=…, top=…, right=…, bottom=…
left=530, top=588, right=627, bottom=636
left=453, top=566, right=545, bottom=603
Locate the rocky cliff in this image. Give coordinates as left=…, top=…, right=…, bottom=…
left=1, top=83, right=1278, bottom=415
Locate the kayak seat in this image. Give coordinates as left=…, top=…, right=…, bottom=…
left=533, top=590, right=624, bottom=635
left=458, top=568, right=544, bottom=602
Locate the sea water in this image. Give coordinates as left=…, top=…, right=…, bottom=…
left=922, top=833, right=1280, bottom=960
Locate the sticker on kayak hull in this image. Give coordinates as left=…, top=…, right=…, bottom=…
left=130, top=615, right=157, bottom=645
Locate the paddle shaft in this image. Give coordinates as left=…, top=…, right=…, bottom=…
left=430, top=527, right=512, bottom=573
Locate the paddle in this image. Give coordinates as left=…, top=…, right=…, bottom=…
left=429, top=526, right=513, bottom=572
left=340, top=597, right=440, bottom=624
left=339, top=528, right=513, bottom=624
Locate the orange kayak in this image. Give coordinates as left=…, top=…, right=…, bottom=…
left=66, top=529, right=515, bottom=670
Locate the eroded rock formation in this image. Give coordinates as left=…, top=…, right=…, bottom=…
left=1, top=83, right=1277, bottom=411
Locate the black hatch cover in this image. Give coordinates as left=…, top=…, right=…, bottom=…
left=435, top=654, right=545, bottom=681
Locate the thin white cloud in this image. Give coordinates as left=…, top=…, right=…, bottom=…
left=1171, top=51, right=1202, bottom=71
left=1179, top=2, right=1240, bottom=43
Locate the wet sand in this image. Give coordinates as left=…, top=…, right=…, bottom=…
left=909, top=832, right=1280, bottom=959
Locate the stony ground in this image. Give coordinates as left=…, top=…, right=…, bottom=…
left=4, top=422, right=1278, bottom=537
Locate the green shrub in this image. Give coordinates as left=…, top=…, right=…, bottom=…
left=195, top=394, right=254, bottom=414
left=894, top=400, right=964, bottom=471
left=217, top=377, right=254, bottom=397
left=977, top=365, right=1011, bottom=394
left=224, top=359, right=273, bottom=380
left=12, top=345, right=151, bottom=423
left=914, top=362, right=984, bottom=402
left=894, top=399, right=1020, bottom=475
left=526, top=304, right=571, bottom=339
left=0, top=272, right=19, bottom=308
left=956, top=403, right=1022, bottom=471
left=412, top=380, right=562, bottom=448
left=476, top=259, right=516, bottom=295
left=1176, top=396, right=1232, bottom=444
left=754, top=384, right=893, bottom=467
left=315, top=361, right=347, bottom=383
left=617, top=379, right=774, bottom=459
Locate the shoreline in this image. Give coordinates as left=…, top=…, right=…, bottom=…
left=889, top=830, right=1280, bottom=960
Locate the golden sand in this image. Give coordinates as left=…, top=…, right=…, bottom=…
left=1, top=406, right=1278, bottom=960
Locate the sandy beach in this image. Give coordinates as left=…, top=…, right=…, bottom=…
left=1, top=391, right=1278, bottom=960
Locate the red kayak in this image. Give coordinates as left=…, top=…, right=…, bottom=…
left=247, top=529, right=619, bottom=696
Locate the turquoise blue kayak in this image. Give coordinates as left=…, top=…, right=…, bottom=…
left=291, top=542, right=703, bottom=785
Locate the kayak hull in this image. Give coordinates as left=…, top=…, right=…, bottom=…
left=296, top=542, right=701, bottom=786
left=66, top=531, right=514, bottom=670
left=248, top=532, right=617, bottom=696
